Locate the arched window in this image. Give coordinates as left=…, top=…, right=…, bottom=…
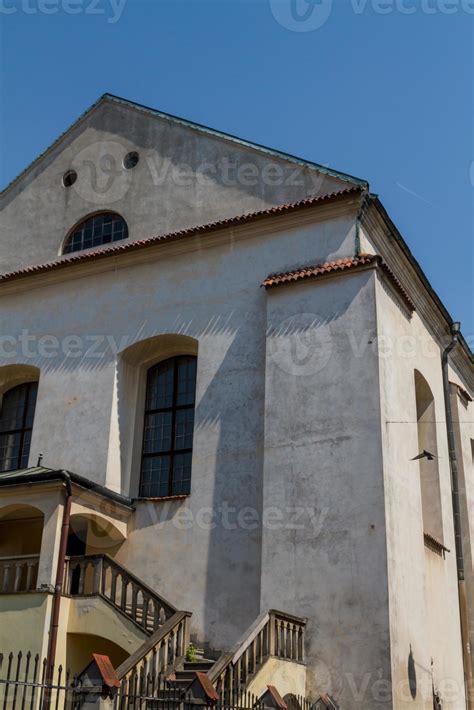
left=63, top=212, right=128, bottom=254
left=414, top=370, right=443, bottom=542
left=0, top=382, right=38, bottom=472
left=139, top=356, right=197, bottom=498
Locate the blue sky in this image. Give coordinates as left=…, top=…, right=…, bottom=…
left=0, top=0, right=472, bottom=339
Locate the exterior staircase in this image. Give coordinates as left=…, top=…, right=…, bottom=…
left=168, top=656, right=215, bottom=690
left=64, top=554, right=307, bottom=700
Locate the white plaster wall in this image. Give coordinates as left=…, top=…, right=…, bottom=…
left=0, top=99, right=348, bottom=274
left=260, top=270, right=391, bottom=709
left=0, top=209, right=358, bottom=667
left=374, top=276, right=466, bottom=709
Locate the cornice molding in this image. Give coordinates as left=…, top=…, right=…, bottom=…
left=362, top=200, right=473, bottom=389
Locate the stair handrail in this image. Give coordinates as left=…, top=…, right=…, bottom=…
left=64, top=553, right=177, bottom=634
left=115, top=610, right=192, bottom=681
left=207, top=609, right=306, bottom=696
left=65, top=553, right=177, bottom=612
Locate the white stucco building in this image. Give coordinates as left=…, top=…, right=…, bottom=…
left=0, top=94, right=472, bottom=709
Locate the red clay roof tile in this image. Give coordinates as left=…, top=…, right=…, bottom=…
left=262, top=254, right=416, bottom=313
left=0, top=188, right=362, bottom=285
left=92, top=654, right=121, bottom=688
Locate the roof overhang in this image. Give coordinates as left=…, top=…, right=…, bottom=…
left=0, top=467, right=134, bottom=512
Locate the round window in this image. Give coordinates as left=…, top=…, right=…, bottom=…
left=62, top=170, right=77, bottom=188
left=123, top=151, right=139, bottom=170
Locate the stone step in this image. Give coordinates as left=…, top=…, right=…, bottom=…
left=183, top=661, right=214, bottom=672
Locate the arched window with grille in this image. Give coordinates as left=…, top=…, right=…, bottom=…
left=0, top=382, right=38, bottom=472
left=139, top=356, right=197, bottom=498
left=62, top=212, right=128, bottom=254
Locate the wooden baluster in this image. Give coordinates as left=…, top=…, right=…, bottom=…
left=153, top=603, right=161, bottom=631
left=268, top=615, right=275, bottom=657
left=234, top=655, right=241, bottom=690
left=78, top=561, right=86, bottom=595
left=241, top=650, right=247, bottom=685
left=120, top=577, right=128, bottom=611
left=26, top=560, right=36, bottom=591
left=2, top=563, right=11, bottom=593
left=131, top=584, right=138, bottom=622
left=283, top=622, right=289, bottom=658
left=13, top=561, right=23, bottom=592
left=298, top=626, right=304, bottom=662
left=177, top=621, right=183, bottom=657
left=100, top=559, right=108, bottom=595
left=250, top=639, right=256, bottom=675
left=142, top=595, right=150, bottom=631
left=274, top=619, right=280, bottom=657
left=110, top=569, right=118, bottom=604
left=161, top=637, right=168, bottom=672
left=93, top=557, right=103, bottom=595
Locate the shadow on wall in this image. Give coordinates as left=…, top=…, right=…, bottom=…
left=115, top=273, right=359, bottom=654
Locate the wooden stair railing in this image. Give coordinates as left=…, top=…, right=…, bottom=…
left=115, top=610, right=192, bottom=693
left=64, top=554, right=177, bottom=634
left=207, top=609, right=306, bottom=699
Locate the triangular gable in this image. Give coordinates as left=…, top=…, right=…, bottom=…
left=1, top=93, right=367, bottom=198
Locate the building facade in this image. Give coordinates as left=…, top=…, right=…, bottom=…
left=0, top=95, right=472, bottom=709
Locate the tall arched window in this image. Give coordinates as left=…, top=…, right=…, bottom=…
left=63, top=212, right=128, bottom=254
left=0, top=382, right=38, bottom=472
left=140, top=356, right=197, bottom=498
left=414, top=370, right=443, bottom=542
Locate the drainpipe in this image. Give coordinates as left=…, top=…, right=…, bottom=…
left=43, top=471, right=72, bottom=710
left=441, top=323, right=473, bottom=709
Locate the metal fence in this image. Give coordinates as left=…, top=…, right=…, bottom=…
left=0, top=651, right=316, bottom=710
left=0, top=652, right=79, bottom=710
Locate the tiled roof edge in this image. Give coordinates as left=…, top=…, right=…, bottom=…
left=262, top=253, right=416, bottom=313
left=0, top=187, right=362, bottom=285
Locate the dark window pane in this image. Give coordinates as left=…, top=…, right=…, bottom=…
left=175, top=409, right=194, bottom=450
left=63, top=213, right=128, bottom=254
left=176, top=357, right=197, bottom=406
left=146, top=361, right=174, bottom=410
left=172, top=452, right=192, bottom=496
left=140, top=455, right=170, bottom=498
left=143, top=412, right=172, bottom=454
left=0, top=382, right=37, bottom=472
left=140, top=356, right=197, bottom=498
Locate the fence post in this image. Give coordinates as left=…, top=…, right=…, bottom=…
left=75, top=655, right=120, bottom=710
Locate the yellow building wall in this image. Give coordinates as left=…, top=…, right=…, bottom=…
left=0, top=593, right=51, bottom=659
left=246, top=657, right=306, bottom=699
